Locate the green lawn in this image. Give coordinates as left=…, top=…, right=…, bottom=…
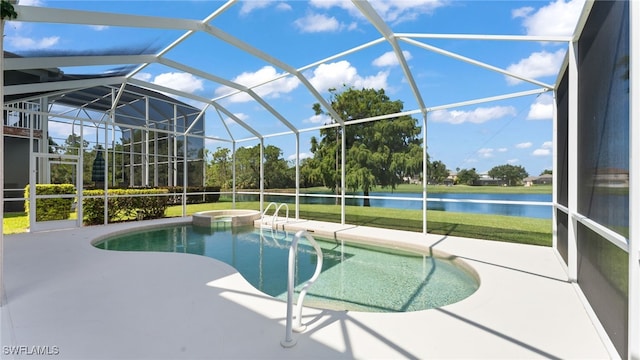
left=164, top=200, right=551, bottom=247
left=4, top=195, right=552, bottom=247
left=2, top=212, right=29, bottom=235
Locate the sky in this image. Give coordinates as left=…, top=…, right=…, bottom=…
left=5, top=0, right=587, bottom=177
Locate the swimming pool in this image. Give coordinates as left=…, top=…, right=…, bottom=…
left=93, top=224, right=479, bottom=312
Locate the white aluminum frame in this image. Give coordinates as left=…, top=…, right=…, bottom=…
left=629, top=1, right=639, bottom=358
left=1, top=2, right=637, bottom=357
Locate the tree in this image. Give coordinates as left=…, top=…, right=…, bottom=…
left=49, top=134, right=90, bottom=184
left=263, top=145, right=293, bottom=189
left=231, top=144, right=293, bottom=189
left=540, top=169, right=552, bottom=176
left=428, top=160, right=448, bottom=184
left=488, top=164, right=529, bottom=186
left=310, top=87, right=422, bottom=206
left=1, top=0, right=17, bottom=20
left=234, top=146, right=260, bottom=189
left=456, top=168, right=479, bottom=185
left=206, top=147, right=232, bottom=188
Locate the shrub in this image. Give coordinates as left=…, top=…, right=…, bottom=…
left=24, top=184, right=76, bottom=221
left=82, top=188, right=169, bottom=225
left=162, top=186, right=221, bottom=205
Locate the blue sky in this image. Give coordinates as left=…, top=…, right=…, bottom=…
left=5, top=0, right=586, bottom=177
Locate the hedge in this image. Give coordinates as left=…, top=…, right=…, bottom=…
left=24, top=184, right=76, bottom=221
left=83, top=188, right=169, bottom=225
left=162, top=186, right=221, bottom=205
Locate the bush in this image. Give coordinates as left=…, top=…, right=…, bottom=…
left=162, top=186, right=221, bottom=205
left=24, top=184, right=76, bottom=221
left=83, top=188, right=169, bottom=225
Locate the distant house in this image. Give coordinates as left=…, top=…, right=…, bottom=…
left=444, top=171, right=457, bottom=186
left=475, top=173, right=506, bottom=186
left=524, top=174, right=553, bottom=186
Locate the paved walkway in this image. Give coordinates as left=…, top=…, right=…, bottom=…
left=1, top=217, right=611, bottom=359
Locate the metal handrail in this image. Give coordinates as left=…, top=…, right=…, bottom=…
left=281, top=230, right=323, bottom=348
left=261, top=202, right=290, bottom=229
left=272, top=203, right=289, bottom=229
left=261, top=202, right=278, bottom=226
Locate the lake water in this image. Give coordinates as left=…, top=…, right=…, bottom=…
left=231, top=192, right=553, bottom=219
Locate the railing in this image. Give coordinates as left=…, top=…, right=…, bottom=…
left=261, top=202, right=289, bottom=229
left=4, top=101, right=41, bottom=130
left=281, top=230, right=323, bottom=348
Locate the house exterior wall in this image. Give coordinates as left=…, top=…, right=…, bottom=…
left=2, top=136, right=30, bottom=212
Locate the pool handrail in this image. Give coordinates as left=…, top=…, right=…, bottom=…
left=281, top=230, right=323, bottom=348
left=261, top=202, right=278, bottom=227
left=261, top=202, right=289, bottom=229
left=272, top=203, right=289, bottom=228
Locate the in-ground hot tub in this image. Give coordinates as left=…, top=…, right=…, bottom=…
left=192, top=209, right=261, bottom=228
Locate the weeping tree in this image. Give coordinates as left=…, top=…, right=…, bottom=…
left=310, top=87, right=423, bottom=206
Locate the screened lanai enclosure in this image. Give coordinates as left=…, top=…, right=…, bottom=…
left=3, top=65, right=207, bottom=230
left=1, top=0, right=638, bottom=358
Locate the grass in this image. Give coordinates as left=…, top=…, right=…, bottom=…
left=164, top=200, right=551, bottom=247
left=4, top=194, right=552, bottom=247
left=2, top=212, right=29, bottom=235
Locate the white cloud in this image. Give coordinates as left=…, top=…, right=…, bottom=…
left=153, top=72, right=204, bottom=94
left=133, top=72, right=152, bottom=82
left=511, top=7, right=533, bottom=18
left=516, top=142, right=533, bottom=149
left=429, top=106, right=516, bottom=125
left=308, top=60, right=389, bottom=92
left=239, top=0, right=274, bottom=15
left=514, top=0, right=585, bottom=36
left=276, top=3, right=292, bottom=11
left=17, top=0, right=44, bottom=5
left=238, top=0, right=291, bottom=14
left=532, top=141, right=553, bottom=156
left=310, top=0, right=446, bottom=23
left=287, top=152, right=313, bottom=161
left=7, top=36, right=59, bottom=49
left=89, top=25, right=109, bottom=31
left=215, top=66, right=300, bottom=103
left=498, top=148, right=508, bottom=152
left=305, top=113, right=332, bottom=124
left=527, top=93, right=554, bottom=120
left=478, top=148, right=494, bottom=158
left=216, top=61, right=388, bottom=104
left=372, top=50, right=412, bottom=67
left=507, top=158, right=520, bottom=164
left=294, top=13, right=342, bottom=33
left=224, top=112, right=249, bottom=125
left=506, top=49, right=566, bottom=85
left=533, top=148, right=551, bottom=156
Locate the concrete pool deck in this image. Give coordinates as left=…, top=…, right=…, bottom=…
left=1, top=217, right=612, bottom=359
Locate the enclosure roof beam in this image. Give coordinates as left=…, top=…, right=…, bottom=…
left=200, top=23, right=345, bottom=125
left=400, top=37, right=554, bottom=90
left=14, top=5, right=202, bottom=31
left=351, top=0, right=427, bottom=115
left=159, top=56, right=299, bottom=132
left=4, top=76, right=127, bottom=96
left=4, top=55, right=158, bottom=71
left=397, top=33, right=571, bottom=42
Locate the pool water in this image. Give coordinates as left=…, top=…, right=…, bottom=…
left=94, top=225, right=479, bottom=312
